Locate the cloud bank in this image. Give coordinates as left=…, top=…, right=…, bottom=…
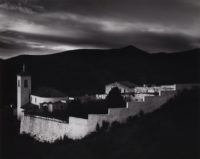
left=0, top=0, right=200, bottom=58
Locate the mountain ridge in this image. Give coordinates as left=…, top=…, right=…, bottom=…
left=1, top=45, right=200, bottom=61
left=2, top=45, right=149, bottom=60
left=2, top=45, right=200, bottom=105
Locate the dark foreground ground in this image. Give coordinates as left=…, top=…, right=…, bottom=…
left=1, top=88, right=200, bottom=159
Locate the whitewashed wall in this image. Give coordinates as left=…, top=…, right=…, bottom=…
left=30, top=95, right=68, bottom=106
left=105, top=83, right=135, bottom=94
left=134, top=84, right=176, bottom=94
left=20, top=115, right=89, bottom=143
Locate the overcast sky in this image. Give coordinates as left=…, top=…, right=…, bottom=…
left=0, top=0, right=200, bottom=59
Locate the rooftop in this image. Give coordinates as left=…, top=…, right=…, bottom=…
left=32, top=87, right=67, bottom=98
left=21, top=103, right=38, bottom=111
left=107, top=81, right=138, bottom=88
left=22, top=103, right=69, bottom=122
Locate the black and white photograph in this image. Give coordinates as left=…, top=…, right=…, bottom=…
left=0, top=0, right=199, bottom=159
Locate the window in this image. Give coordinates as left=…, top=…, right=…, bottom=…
left=18, top=80, right=20, bottom=87
left=24, top=79, right=28, bottom=88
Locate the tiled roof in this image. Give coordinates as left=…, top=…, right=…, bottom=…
left=32, top=87, right=66, bottom=97
left=117, top=81, right=138, bottom=88
left=21, top=103, right=38, bottom=110
left=107, top=81, right=138, bottom=88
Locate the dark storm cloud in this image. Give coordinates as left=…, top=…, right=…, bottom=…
left=80, top=28, right=200, bottom=52
left=7, top=0, right=199, bottom=30
left=0, top=31, right=67, bottom=59
left=0, top=0, right=200, bottom=58
left=124, top=32, right=200, bottom=52
left=1, top=0, right=200, bottom=30
left=1, top=24, right=198, bottom=55
left=36, top=0, right=200, bottom=26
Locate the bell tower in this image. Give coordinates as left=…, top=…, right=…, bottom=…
left=17, top=64, right=31, bottom=120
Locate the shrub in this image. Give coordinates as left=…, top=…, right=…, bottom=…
left=105, top=87, right=126, bottom=108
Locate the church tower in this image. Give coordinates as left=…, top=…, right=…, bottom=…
left=17, top=64, right=31, bottom=120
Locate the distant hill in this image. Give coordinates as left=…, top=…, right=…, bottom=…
left=2, top=46, right=200, bottom=105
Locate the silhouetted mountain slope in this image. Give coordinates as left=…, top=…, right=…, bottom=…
left=2, top=46, right=200, bottom=105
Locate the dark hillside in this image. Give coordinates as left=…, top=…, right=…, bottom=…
left=2, top=88, right=200, bottom=159
left=2, top=46, right=200, bottom=105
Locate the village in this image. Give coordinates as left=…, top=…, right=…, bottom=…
left=16, top=65, right=199, bottom=143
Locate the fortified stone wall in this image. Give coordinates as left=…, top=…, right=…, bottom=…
left=87, top=91, right=176, bottom=133
left=20, top=90, right=177, bottom=142
left=21, top=84, right=198, bottom=142
left=20, top=115, right=88, bottom=143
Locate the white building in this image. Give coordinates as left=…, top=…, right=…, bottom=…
left=134, top=84, right=176, bottom=95
left=17, top=65, right=68, bottom=119
left=105, top=81, right=137, bottom=94
left=30, top=87, right=68, bottom=106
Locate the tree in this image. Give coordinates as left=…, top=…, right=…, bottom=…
left=105, top=87, right=126, bottom=108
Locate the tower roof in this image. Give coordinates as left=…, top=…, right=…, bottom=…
left=17, top=64, right=30, bottom=76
